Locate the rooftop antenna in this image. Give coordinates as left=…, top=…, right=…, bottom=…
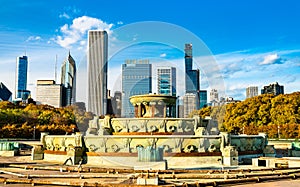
left=55, top=55, right=57, bottom=83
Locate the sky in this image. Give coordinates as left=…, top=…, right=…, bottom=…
left=0, top=0, right=300, bottom=103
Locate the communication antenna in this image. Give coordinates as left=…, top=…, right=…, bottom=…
left=55, top=55, right=57, bottom=83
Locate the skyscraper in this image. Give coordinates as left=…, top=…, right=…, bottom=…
left=183, top=93, right=198, bottom=118
left=261, top=82, right=284, bottom=96
left=112, top=91, right=122, bottom=117
left=157, top=66, right=176, bottom=96
left=0, top=82, right=12, bottom=101
left=184, top=44, right=200, bottom=109
left=61, top=51, right=76, bottom=106
left=246, top=86, right=258, bottom=99
left=121, top=59, right=152, bottom=118
left=36, top=80, right=63, bottom=108
left=15, top=56, right=30, bottom=99
left=199, top=90, right=207, bottom=109
left=210, top=89, right=219, bottom=102
left=87, top=30, right=108, bottom=116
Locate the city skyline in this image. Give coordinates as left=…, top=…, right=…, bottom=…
left=0, top=1, right=300, bottom=102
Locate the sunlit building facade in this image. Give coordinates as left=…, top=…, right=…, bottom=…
left=246, top=86, right=258, bottom=99
left=36, top=80, right=63, bottom=108
left=87, top=30, right=108, bottom=116
left=183, top=93, right=198, bottom=118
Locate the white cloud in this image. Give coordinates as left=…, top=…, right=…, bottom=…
left=79, top=40, right=86, bottom=46
left=55, top=16, right=114, bottom=49
left=117, top=21, right=123, bottom=25
left=259, top=53, right=284, bottom=65
left=59, top=12, right=70, bottom=19
left=212, top=50, right=300, bottom=100
left=26, top=36, right=42, bottom=42
left=159, top=53, right=166, bottom=58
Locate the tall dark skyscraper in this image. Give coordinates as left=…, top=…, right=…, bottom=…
left=184, top=44, right=200, bottom=109
left=0, top=82, right=12, bottom=101
left=87, top=30, right=108, bottom=116
left=199, top=90, right=207, bottom=109
left=15, top=56, right=30, bottom=100
left=61, top=51, right=76, bottom=106
left=121, top=59, right=152, bottom=118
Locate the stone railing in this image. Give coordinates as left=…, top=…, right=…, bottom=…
left=42, top=132, right=83, bottom=151
left=86, top=116, right=209, bottom=136
left=41, top=132, right=268, bottom=156
left=230, top=133, right=268, bottom=152
left=111, top=118, right=197, bottom=134
left=83, top=135, right=222, bottom=154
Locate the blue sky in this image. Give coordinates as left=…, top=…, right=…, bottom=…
left=0, top=0, right=300, bottom=102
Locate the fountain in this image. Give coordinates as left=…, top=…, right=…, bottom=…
left=35, top=94, right=271, bottom=169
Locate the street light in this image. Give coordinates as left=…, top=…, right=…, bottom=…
left=277, top=125, right=280, bottom=139
left=33, top=126, right=36, bottom=140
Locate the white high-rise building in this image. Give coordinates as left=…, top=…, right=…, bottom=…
left=210, top=89, right=219, bottom=102
left=157, top=66, right=176, bottom=96
left=246, top=86, right=258, bottom=99
left=183, top=93, right=198, bottom=118
left=36, top=80, right=62, bottom=108
left=87, top=30, right=108, bottom=116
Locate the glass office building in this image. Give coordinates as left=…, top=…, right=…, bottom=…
left=61, top=52, right=76, bottom=106
left=121, top=59, right=152, bottom=118
left=15, top=56, right=29, bottom=99
left=157, top=67, right=176, bottom=96
left=0, top=82, right=12, bottom=101
left=199, top=90, right=207, bottom=109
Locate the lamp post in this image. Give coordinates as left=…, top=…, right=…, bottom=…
left=277, top=125, right=280, bottom=139
left=33, top=126, right=36, bottom=140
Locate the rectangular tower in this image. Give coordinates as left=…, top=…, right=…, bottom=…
left=261, top=82, right=284, bottom=96
left=183, top=93, right=198, bottom=118
left=157, top=66, right=176, bottom=96
left=87, top=30, right=108, bottom=116
left=15, top=56, right=29, bottom=99
left=199, top=90, right=207, bottom=109
left=246, top=86, right=258, bottom=98
left=36, top=80, right=62, bottom=108
left=121, top=59, right=152, bottom=118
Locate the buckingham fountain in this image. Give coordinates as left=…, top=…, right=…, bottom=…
left=34, top=94, right=272, bottom=169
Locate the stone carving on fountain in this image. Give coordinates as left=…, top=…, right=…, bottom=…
left=41, top=94, right=270, bottom=166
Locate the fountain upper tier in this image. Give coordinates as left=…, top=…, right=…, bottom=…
left=129, top=94, right=177, bottom=118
